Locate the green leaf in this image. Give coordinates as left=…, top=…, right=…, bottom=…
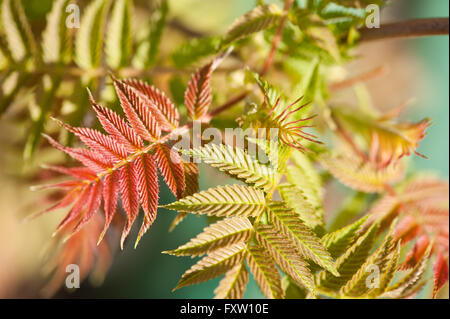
left=162, top=184, right=266, bottom=218
left=214, top=259, right=249, bottom=299
left=267, top=201, right=338, bottom=276
left=105, top=0, right=132, bottom=69
left=133, top=0, right=168, bottom=69
left=184, top=143, right=277, bottom=192
left=255, top=223, right=316, bottom=294
left=75, top=0, right=109, bottom=70
left=163, top=217, right=253, bottom=257
left=247, top=242, right=284, bottom=299
left=318, top=222, right=379, bottom=292
left=174, top=242, right=246, bottom=290
left=341, top=222, right=398, bottom=297
left=278, top=183, right=323, bottom=230
left=0, top=0, right=38, bottom=62
left=286, top=150, right=324, bottom=216
left=223, top=4, right=283, bottom=45
left=319, top=152, right=405, bottom=193
left=42, top=0, right=72, bottom=64
left=24, top=76, right=61, bottom=159
left=321, top=215, right=368, bottom=259
left=381, top=245, right=431, bottom=299
left=172, top=36, right=221, bottom=68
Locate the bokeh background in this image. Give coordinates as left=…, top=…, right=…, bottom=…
left=0, top=0, right=448, bottom=298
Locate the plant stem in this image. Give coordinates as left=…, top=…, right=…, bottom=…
left=260, top=0, right=294, bottom=75
left=359, top=18, right=449, bottom=42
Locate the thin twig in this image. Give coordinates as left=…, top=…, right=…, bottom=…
left=359, top=17, right=449, bottom=42
left=260, top=0, right=294, bottom=75
left=329, top=66, right=389, bottom=92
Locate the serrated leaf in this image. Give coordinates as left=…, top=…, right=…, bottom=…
left=319, top=152, right=405, bottom=193
left=75, top=0, right=109, bottom=70
left=247, top=242, right=284, bottom=299
left=174, top=242, right=246, bottom=290
left=254, top=223, right=315, bottom=294
left=153, top=143, right=185, bottom=199
left=223, top=4, right=283, bottom=45
left=333, top=107, right=430, bottom=167
left=266, top=201, right=338, bottom=276
left=369, top=241, right=401, bottom=297
left=341, top=222, right=398, bottom=297
left=134, top=153, right=159, bottom=247
left=278, top=184, right=323, bottom=230
left=286, top=150, right=323, bottom=217
left=321, top=215, right=368, bottom=259
left=105, top=0, right=132, bottom=69
left=169, top=162, right=199, bottom=232
left=42, top=0, right=72, bottom=64
left=162, top=184, right=266, bottom=218
left=122, top=78, right=179, bottom=131
left=214, top=259, right=249, bottom=299
left=433, top=252, right=449, bottom=298
left=381, top=245, right=432, bottom=299
left=185, top=143, right=276, bottom=192
left=318, top=222, right=379, bottom=292
left=164, top=217, right=252, bottom=257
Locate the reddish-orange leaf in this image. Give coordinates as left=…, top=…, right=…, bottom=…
left=119, top=162, right=140, bottom=249
left=55, top=185, right=91, bottom=233
left=185, top=62, right=214, bottom=120
left=153, top=143, right=185, bottom=199
left=71, top=180, right=103, bottom=235
left=99, top=170, right=120, bottom=245
left=42, top=165, right=98, bottom=180
left=182, top=162, right=199, bottom=197
left=43, top=215, right=114, bottom=297
left=43, top=134, right=111, bottom=172
left=433, top=252, right=449, bottom=298
left=58, top=121, right=128, bottom=162
left=89, top=92, right=143, bottom=152
left=113, top=78, right=161, bottom=141
left=134, top=154, right=159, bottom=247
left=28, top=188, right=81, bottom=220
left=401, top=235, right=430, bottom=270
left=123, top=79, right=179, bottom=131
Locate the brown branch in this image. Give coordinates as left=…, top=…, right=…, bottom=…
left=359, top=17, right=449, bottom=42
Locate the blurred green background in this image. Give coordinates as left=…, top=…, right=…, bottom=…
left=0, top=0, right=448, bottom=298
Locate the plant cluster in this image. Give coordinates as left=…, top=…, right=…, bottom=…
left=1, top=0, right=448, bottom=298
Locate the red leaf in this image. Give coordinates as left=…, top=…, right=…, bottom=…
left=89, top=92, right=143, bottom=152
left=433, top=252, right=449, bottom=298
left=99, top=170, right=120, bottom=244
left=134, top=154, right=159, bottom=247
left=153, top=143, right=185, bottom=199
left=43, top=134, right=111, bottom=172
left=182, top=161, right=199, bottom=197
left=43, top=165, right=98, bottom=180
left=123, top=79, right=179, bottom=131
left=28, top=188, right=80, bottom=220
left=184, top=62, right=214, bottom=120
left=113, top=78, right=161, bottom=141
left=401, top=235, right=430, bottom=270
left=58, top=121, right=128, bottom=162
left=55, top=185, right=92, bottom=233
left=71, top=180, right=103, bottom=235
left=119, top=162, right=140, bottom=249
